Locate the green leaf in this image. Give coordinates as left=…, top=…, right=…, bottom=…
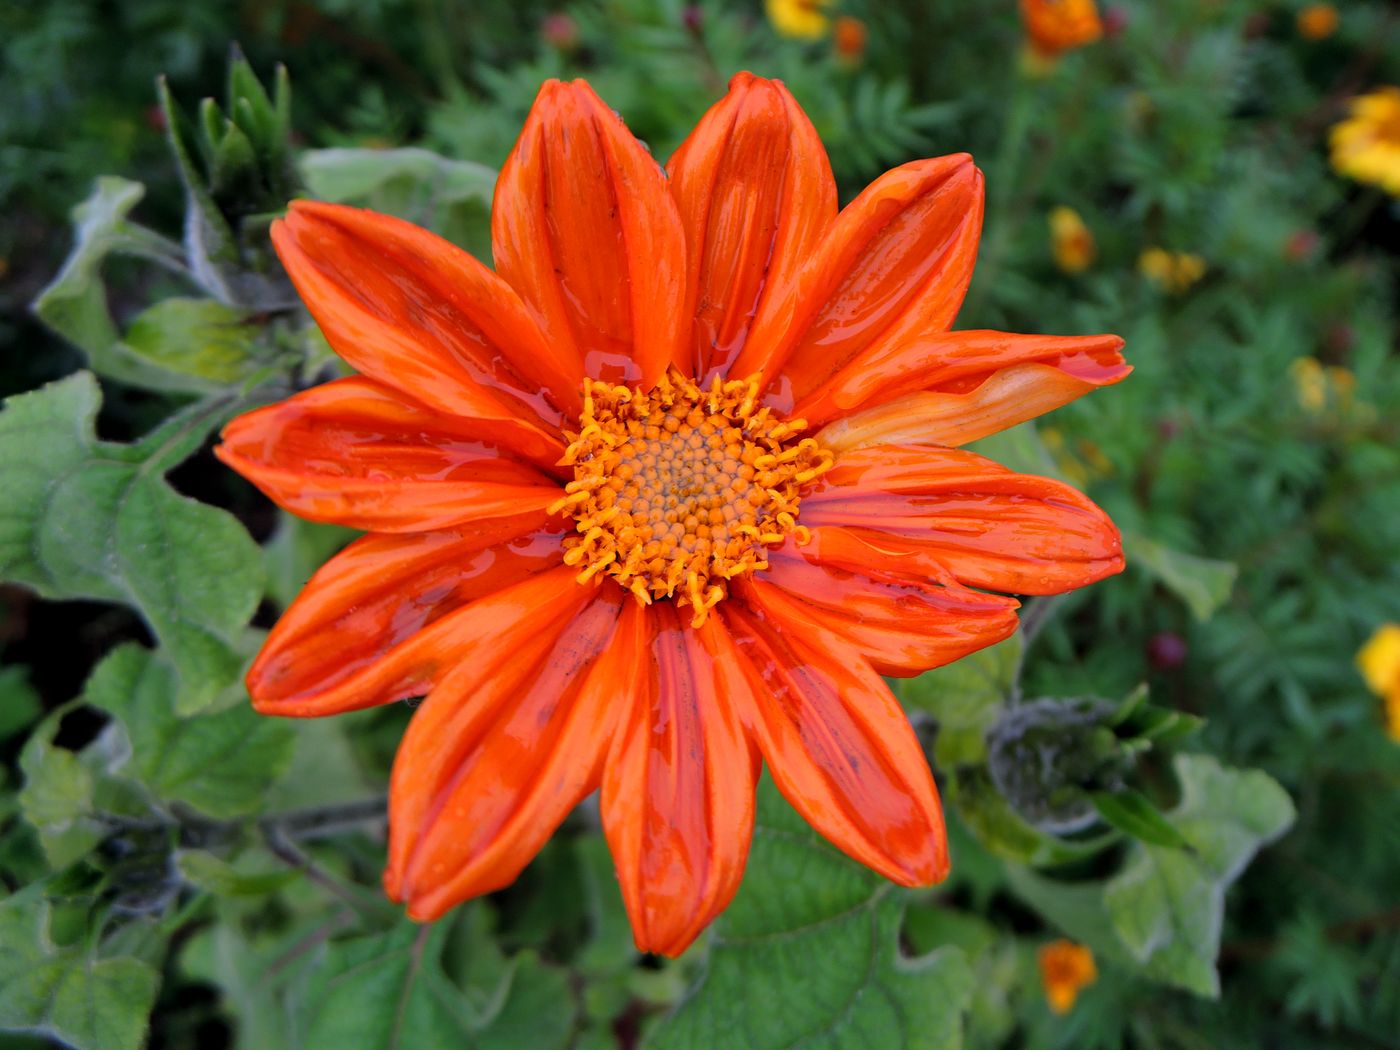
left=650, top=781, right=972, bottom=1049
left=300, top=921, right=575, bottom=1050
left=969, top=423, right=1065, bottom=480
left=1103, top=754, right=1295, bottom=996
left=263, top=513, right=356, bottom=612
left=17, top=715, right=102, bottom=869
left=84, top=645, right=294, bottom=818
left=0, top=374, right=265, bottom=712
left=122, top=298, right=262, bottom=387
left=176, top=851, right=297, bottom=898
left=1090, top=789, right=1190, bottom=849
left=0, top=891, right=159, bottom=1050
left=300, top=148, right=496, bottom=258
left=574, top=834, right=638, bottom=978
left=898, top=633, right=1022, bottom=766
left=1123, top=532, right=1238, bottom=622
left=15, top=703, right=141, bottom=869
left=0, top=666, right=43, bottom=741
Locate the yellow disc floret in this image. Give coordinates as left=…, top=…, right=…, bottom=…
left=550, top=369, right=834, bottom=626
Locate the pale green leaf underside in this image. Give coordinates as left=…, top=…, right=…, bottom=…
left=1103, top=753, right=1295, bottom=996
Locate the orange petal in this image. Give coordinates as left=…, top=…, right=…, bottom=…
left=493, top=80, right=686, bottom=388
left=817, top=361, right=1124, bottom=452
left=733, top=155, right=983, bottom=403
left=601, top=604, right=759, bottom=957
left=668, top=72, right=837, bottom=379
left=387, top=589, right=632, bottom=918
left=272, top=200, right=578, bottom=424
left=251, top=562, right=584, bottom=718
left=215, top=377, right=564, bottom=532
left=247, top=522, right=564, bottom=716
left=724, top=589, right=949, bottom=886
left=803, top=444, right=1124, bottom=595
left=758, top=527, right=1020, bottom=676
left=796, top=329, right=1129, bottom=427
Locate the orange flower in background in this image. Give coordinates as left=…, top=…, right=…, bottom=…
left=1039, top=940, right=1098, bottom=1013
left=1297, top=4, right=1338, bottom=41
left=1021, top=0, right=1103, bottom=56
left=217, top=74, right=1129, bottom=956
left=833, top=15, right=868, bottom=64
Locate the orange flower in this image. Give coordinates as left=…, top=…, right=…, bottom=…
left=1297, top=4, right=1338, bottom=41
left=1039, top=939, right=1097, bottom=1013
left=1021, top=0, right=1104, bottom=57
left=217, top=75, right=1129, bottom=956
left=833, top=15, right=868, bottom=64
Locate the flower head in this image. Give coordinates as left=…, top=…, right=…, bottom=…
left=1049, top=206, right=1096, bottom=273
left=217, top=74, right=1128, bottom=956
left=1021, top=0, right=1104, bottom=57
left=1290, top=356, right=1356, bottom=415
left=1039, top=939, right=1098, bottom=1013
left=1297, top=4, right=1338, bottom=41
left=1139, top=247, right=1206, bottom=293
left=766, top=0, right=831, bottom=40
left=833, top=15, right=868, bottom=64
left=1330, top=87, right=1400, bottom=196
left=1359, top=624, right=1400, bottom=742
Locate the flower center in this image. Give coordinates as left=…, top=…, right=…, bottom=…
left=551, top=369, right=834, bottom=626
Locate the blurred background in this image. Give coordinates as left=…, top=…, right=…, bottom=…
left=2, top=0, right=1399, bottom=1047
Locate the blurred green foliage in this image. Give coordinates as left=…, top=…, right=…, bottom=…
left=2, top=0, right=1399, bottom=1047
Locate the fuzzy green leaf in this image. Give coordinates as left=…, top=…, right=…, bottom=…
left=0, top=892, right=159, bottom=1050
left=1091, top=789, right=1190, bottom=849
left=0, top=374, right=264, bottom=712
left=31, top=179, right=202, bottom=391
left=84, top=645, right=293, bottom=818
left=650, top=781, right=972, bottom=1049
left=122, top=298, right=262, bottom=387
left=1103, top=754, right=1295, bottom=996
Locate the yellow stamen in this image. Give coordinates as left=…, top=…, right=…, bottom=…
left=556, top=367, right=833, bottom=625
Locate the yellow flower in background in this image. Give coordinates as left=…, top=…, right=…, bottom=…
left=1021, top=0, right=1103, bottom=57
left=1039, top=940, right=1097, bottom=1014
left=1290, top=357, right=1327, bottom=412
left=1297, top=4, right=1339, bottom=41
left=1358, top=624, right=1400, bottom=742
left=1049, top=207, right=1096, bottom=273
left=1358, top=624, right=1400, bottom=697
left=766, top=0, right=832, bottom=40
left=1290, top=357, right=1356, bottom=414
left=1330, top=86, right=1400, bottom=196
left=1139, top=248, right=1206, bottom=293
